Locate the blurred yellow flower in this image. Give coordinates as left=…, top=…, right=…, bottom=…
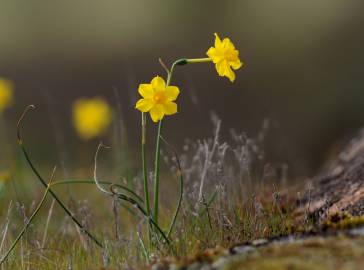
left=135, top=76, right=179, bottom=122
left=0, top=78, right=14, bottom=113
left=72, top=97, right=112, bottom=140
left=206, top=33, right=243, bottom=82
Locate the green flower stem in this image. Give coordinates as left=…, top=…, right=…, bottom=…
left=167, top=168, right=183, bottom=238
left=152, top=58, right=183, bottom=224
left=141, top=112, right=153, bottom=247
left=153, top=120, right=163, bottom=224
left=186, top=58, right=213, bottom=64
left=141, top=112, right=151, bottom=216
left=152, top=57, right=211, bottom=225
left=49, top=179, right=144, bottom=204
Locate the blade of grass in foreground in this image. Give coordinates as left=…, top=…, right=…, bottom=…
left=0, top=167, right=56, bottom=265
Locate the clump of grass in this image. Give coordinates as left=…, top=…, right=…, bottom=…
left=0, top=110, right=299, bottom=268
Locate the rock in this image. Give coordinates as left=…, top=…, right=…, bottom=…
left=151, top=227, right=364, bottom=270
left=301, top=128, right=364, bottom=221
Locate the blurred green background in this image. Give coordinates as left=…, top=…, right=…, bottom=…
left=1, top=0, right=364, bottom=177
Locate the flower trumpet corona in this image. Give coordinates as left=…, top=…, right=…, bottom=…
left=0, top=78, right=14, bottom=113
left=72, top=97, right=112, bottom=140
left=135, top=76, right=179, bottom=122
left=206, top=33, right=243, bottom=82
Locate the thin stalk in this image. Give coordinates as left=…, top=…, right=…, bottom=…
left=141, top=112, right=153, bottom=247
left=153, top=120, right=163, bottom=224
left=160, top=136, right=184, bottom=239
left=50, top=179, right=144, bottom=204
left=92, top=145, right=169, bottom=245
left=57, top=181, right=169, bottom=244
left=110, top=187, right=170, bottom=245
left=0, top=170, right=55, bottom=265
left=137, top=232, right=150, bottom=261
left=141, top=113, right=150, bottom=216
left=0, top=201, right=12, bottom=255
left=198, top=190, right=218, bottom=216
left=186, top=58, right=212, bottom=64
left=167, top=165, right=183, bottom=238
left=19, top=145, right=103, bottom=247
left=41, top=199, right=55, bottom=248
left=153, top=58, right=184, bottom=224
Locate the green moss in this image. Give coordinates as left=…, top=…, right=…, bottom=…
left=322, top=213, right=364, bottom=230
left=223, top=235, right=364, bottom=270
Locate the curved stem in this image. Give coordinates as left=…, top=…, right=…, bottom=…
left=94, top=143, right=113, bottom=196
left=16, top=106, right=103, bottom=248
left=49, top=180, right=144, bottom=204
left=49, top=180, right=169, bottom=245
left=19, top=145, right=103, bottom=248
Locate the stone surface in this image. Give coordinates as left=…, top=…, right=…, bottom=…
left=301, top=128, right=364, bottom=221
left=150, top=228, right=364, bottom=270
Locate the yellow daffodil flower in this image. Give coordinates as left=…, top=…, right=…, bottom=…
left=206, top=33, right=243, bottom=82
left=135, top=76, right=179, bottom=122
left=72, top=97, right=112, bottom=140
left=0, top=78, right=14, bottom=113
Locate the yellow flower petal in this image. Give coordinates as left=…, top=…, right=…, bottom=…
left=166, top=86, right=180, bottom=101
left=135, top=98, right=154, bottom=112
left=207, top=47, right=223, bottom=63
left=150, top=105, right=164, bottom=122
left=216, top=60, right=236, bottom=82
left=163, top=101, right=177, bottom=115
left=230, top=59, right=243, bottom=70
left=151, top=76, right=166, bottom=91
left=226, top=68, right=236, bottom=82
left=138, top=84, right=155, bottom=99
left=215, top=60, right=228, bottom=76
left=222, top=38, right=234, bottom=49
left=214, top=33, right=223, bottom=49
left=135, top=76, right=179, bottom=122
